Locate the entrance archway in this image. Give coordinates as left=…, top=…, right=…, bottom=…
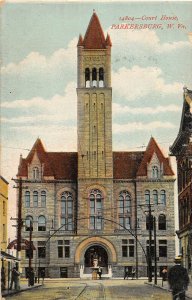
left=84, top=245, right=108, bottom=267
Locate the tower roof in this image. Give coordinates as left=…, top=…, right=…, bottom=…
left=83, top=12, right=107, bottom=49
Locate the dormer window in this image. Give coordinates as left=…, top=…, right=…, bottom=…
left=33, top=167, right=39, bottom=180
left=152, top=166, right=159, bottom=179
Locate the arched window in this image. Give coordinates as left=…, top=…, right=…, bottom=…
left=145, top=190, right=150, bottom=205
left=160, top=190, right=166, bottom=205
left=119, top=191, right=131, bottom=229
left=38, top=215, right=46, bottom=231
left=33, top=191, right=38, bottom=207
left=85, top=68, right=90, bottom=88
left=33, top=167, right=39, bottom=180
left=26, top=216, right=33, bottom=231
left=92, top=68, right=97, bottom=87
left=61, top=192, right=73, bottom=231
left=153, top=190, right=158, bottom=205
left=41, top=191, right=46, bottom=207
left=99, top=68, right=104, bottom=87
left=152, top=166, right=159, bottom=179
left=25, top=191, right=30, bottom=208
left=89, top=189, right=103, bottom=230
left=158, top=214, right=166, bottom=230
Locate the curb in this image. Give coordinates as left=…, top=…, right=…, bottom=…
left=145, top=282, right=192, bottom=300
left=2, top=284, right=42, bottom=298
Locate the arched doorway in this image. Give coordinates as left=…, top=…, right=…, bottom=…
left=84, top=245, right=108, bottom=268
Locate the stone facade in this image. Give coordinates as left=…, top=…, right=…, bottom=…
left=17, top=12, right=176, bottom=279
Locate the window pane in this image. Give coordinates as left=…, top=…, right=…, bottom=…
left=68, top=201, right=73, bottom=214
left=119, top=200, right=124, bottom=213
left=96, top=217, right=102, bottom=230
left=65, top=246, right=70, bottom=258
left=68, top=217, right=73, bottom=230
left=25, top=192, right=30, bottom=207
left=125, top=217, right=130, bottom=229
left=41, top=191, right=46, bottom=207
left=90, top=217, right=95, bottom=229
left=122, top=246, right=127, bottom=257
left=61, top=201, right=66, bottom=214
left=58, top=246, right=63, bottom=258
left=129, top=246, right=134, bottom=257
left=33, top=192, right=38, bottom=207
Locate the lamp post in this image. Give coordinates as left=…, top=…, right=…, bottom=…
left=153, top=216, right=157, bottom=285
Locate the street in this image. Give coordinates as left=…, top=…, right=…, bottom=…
left=5, top=279, right=172, bottom=300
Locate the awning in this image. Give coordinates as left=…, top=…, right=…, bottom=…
left=0, top=251, right=20, bottom=262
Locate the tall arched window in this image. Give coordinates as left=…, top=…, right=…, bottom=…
left=153, top=190, right=158, bottom=205
left=160, top=190, right=166, bottom=205
left=99, top=67, right=104, bottom=87
left=119, top=191, right=131, bottom=229
left=41, top=191, right=46, bottom=207
left=25, top=191, right=30, bottom=208
left=152, top=166, right=159, bottom=179
left=145, top=190, right=150, bottom=205
left=33, top=191, right=38, bottom=207
left=92, top=68, right=97, bottom=87
left=89, top=189, right=103, bottom=230
left=158, top=214, right=166, bottom=230
left=38, top=215, right=46, bottom=231
left=61, top=192, right=73, bottom=231
left=26, top=216, right=33, bottom=231
left=33, top=167, right=39, bottom=180
left=85, top=68, right=90, bottom=88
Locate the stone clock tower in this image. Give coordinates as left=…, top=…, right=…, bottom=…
left=76, top=12, right=114, bottom=233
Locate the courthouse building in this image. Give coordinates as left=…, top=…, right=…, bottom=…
left=17, top=12, right=176, bottom=278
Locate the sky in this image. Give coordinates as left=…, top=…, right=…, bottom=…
left=1, top=1, right=192, bottom=240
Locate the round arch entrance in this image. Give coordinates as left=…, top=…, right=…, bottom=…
left=84, top=245, right=108, bottom=268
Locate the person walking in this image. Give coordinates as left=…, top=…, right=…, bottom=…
left=168, top=257, right=189, bottom=300
left=131, top=267, right=136, bottom=280
left=161, top=266, right=168, bottom=287
left=97, top=267, right=102, bottom=280
left=41, top=269, right=45, bottom=284
left=10, top=267, right=20, bottom=290
left=124, top=267, right=129, bottom=280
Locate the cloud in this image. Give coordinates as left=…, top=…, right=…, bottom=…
left=1, top=38, right=77, bottom=75
left=108, top=27, right=191, bottom=54
left=113, top=121, right=175, bottom=134
left=112, top=103, right=181, bottom=115
left=112, top=66, right=183, bottom=101
left=2, top=81, right=77, bottom=122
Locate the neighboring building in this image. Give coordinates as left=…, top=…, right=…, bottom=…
left=0, top=176, right=8, bottom=251
left=170, top=87, right=192, bottom=276
left=16, top=12, right=176, bottom=278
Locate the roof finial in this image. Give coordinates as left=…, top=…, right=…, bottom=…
left=93, top=9, right=96, bottom=13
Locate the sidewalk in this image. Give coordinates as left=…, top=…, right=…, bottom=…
left=2, top=282, right=42, bottom=298
left=146, top=279, right=192, bottom=299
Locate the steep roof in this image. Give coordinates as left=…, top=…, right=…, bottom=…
left=137, top=137, right=174, bottom=176
left=113, top=151, right=144, bottom=179
left=17, top=138, right=77, bottom=180
left=82, top=12, right=108, bottom=49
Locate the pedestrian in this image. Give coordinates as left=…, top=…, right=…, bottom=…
left=41, top=269, right=45, bottom=284
left=168, top=256, right=189, bottom=300
left=97, top=266, right=102, bottom=280
left=124, top=267, right=129, bottom=280
left=28, top=268, right=35, bottom=287
left=1, top=267, right=6, bottom=290
left=131, top=267, right=136, bottom=280
left=10, top=267, right=20, bottom=290
left=161, top=266, right=168, bottom=287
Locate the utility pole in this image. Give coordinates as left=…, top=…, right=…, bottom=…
left=153, top=216, right=157, bottom=285
left=16, top=177, right=23, bottom=290
left=29, top=220, right=33, bottom=269
left=148, top=198, right=153, bottom=283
